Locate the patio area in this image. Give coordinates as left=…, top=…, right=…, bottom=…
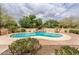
left=39, top=33, right=79, bottom=45
left=0, top=33, right=79, bottom=54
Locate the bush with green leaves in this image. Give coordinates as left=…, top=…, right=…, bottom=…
left=69, top=29, right=79, bottom=34
left=55, top=46, right=79, bottom=55
left=9, top=38, right=41, bottom=55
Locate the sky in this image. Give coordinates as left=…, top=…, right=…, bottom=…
left=2, top=3, right=79, bottom=20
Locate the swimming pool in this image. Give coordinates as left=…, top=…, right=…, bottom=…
left=10, top=32, right=71, bottom=41
left=10, top=32, right=62, bottom=38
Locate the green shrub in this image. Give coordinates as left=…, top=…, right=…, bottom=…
left=69, top=29, right=79, bottom=34
left=55, top=46, right=79, bottom=55
left=9, top=38, right=41, bottom=55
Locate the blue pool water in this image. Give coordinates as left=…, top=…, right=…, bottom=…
left=10, top=32, right=63, bottom=39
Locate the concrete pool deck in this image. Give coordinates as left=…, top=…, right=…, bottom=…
left=0, top=33, right=79, bottom=54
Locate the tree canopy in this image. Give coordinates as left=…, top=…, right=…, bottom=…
left=43, top=20, right=59, bottom=28
left=19, top=15, right=42, bottom=28
left=19, top=15, right=79, bottom=28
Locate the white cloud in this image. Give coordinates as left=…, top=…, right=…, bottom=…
left=2, top=3, right=79, bottom=20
